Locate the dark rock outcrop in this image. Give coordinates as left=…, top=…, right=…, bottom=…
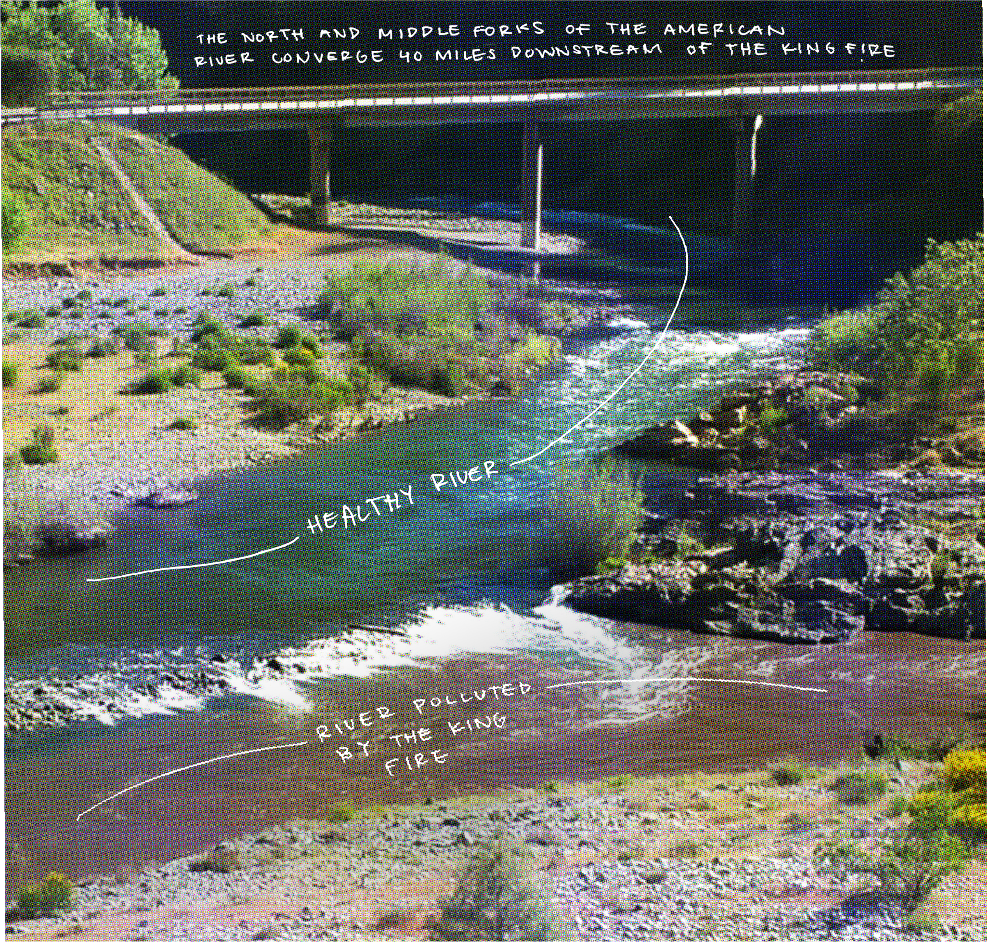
left=566, top=470, right=984, bottom=644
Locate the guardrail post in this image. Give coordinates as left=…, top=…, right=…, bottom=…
left=521, top=118, right=543, bottom=279
left=308, top=122, right=334, bottom=227
left=732, top=112, right=756, bottom=248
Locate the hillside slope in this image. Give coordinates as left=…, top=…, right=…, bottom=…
left=2, top=121, right=273, bottom=265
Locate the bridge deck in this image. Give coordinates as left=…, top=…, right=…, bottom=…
left=3, top=68, right=980, bottom=133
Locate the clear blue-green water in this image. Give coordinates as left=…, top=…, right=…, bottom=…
left=6, top=319, right=809, bottom=663
left=5, top=214, right=846, bottom=881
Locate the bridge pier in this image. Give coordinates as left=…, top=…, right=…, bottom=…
left=521, top=119, right=543, bottom=279
left=308, top=123, right=334, bottom=227
left=732, top=114, right=757, bottom=248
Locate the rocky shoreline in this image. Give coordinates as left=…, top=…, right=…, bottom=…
left=569, top=371, right=986, bottom=646
left=567, top=467, right=985, bottom=645
left=9, top=768, right=986, bottom=941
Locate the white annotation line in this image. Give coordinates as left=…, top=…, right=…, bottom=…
left=77, top=740, right=309, bottom=821
left=546, top=677, right=827, bottom=693
left=509, top=214, right=688, bottom=468
left=85, top=535, right=301, bottom=582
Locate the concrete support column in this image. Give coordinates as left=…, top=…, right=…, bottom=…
left=732, top=113, right=756, bottom=248
left=308, top=123, right=334, bottom=227
left=521, top=119, right=543, bottom=279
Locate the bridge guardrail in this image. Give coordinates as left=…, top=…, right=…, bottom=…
left=37, top=67, right=981, bottom=110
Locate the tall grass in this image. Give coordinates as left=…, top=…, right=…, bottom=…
left=318, top=257, right=491, bottom=325
left=552, top=460, right=648, bottom=577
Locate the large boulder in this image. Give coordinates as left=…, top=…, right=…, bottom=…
left=612, top=370, right=890, bottom=470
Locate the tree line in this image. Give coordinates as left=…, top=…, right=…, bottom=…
left=2, top=0, right=177, bottom=106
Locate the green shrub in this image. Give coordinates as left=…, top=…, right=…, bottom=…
left=769, top=760, right=808, bottom=786
left=191, top=347, right=239, bottom=372
left=908, top=787, right=956, bottom=829
left=274, top=363, right=327, bottom=386
left=275, top=326, right=303, bottom=348
left=888, top=791, right=911, bottom=818
left=757, top=403, right=791, bottom=433
left=432, top=362, right=471, bottom=398
left=119, top=325, right=155, bottom=352
left=170, top=364, right=201, bottom=388
left=222, top=365, right=253, bottom=389
left=240, top=314, right=272, bottom=327
left=18, top=314, right=44, bottom=329
left=2, top=184, right=30, bottom=252
left=347, top=363, right=372, bottom=406
left=811, top=312, right=882, bottom=372
left=433, top=835, right=561, bottom=940
left=190, top=319, right=223, bottom=343
left=86, top=337, right=121, bottom=358
left=326, top=803, right=356, bottom=823
left=832, top=768, right=889, bottom=804
left=813, top=235, right=984, bottom=404
left=296, top=333, right=324, bottom=357
left=869, top=829, right=970, bottom=911
left=168, top=416, right=196, bottom=431
left=1, top=46, right=57, bottom=108
left=3, top=360, right=19, bottom=388
left=282, top=345, right=316, bottom=367
left=131, top=367, right=174, bottom=394
left=46, top=347, right=82, bottom=371
left=16, top=872, right=73, bottom=918
left=255, top=371, right=350, bottom=426
left=555, top=461, right=647, bottom=577
left=943, top=748, right=986, bottom=791
left=35, top=371, right=63, bottom=394
left=232, top=340, right=273, bottom=366
left=20, top=425, right=57, bottom=464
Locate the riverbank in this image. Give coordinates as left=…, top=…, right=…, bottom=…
left=8, top=756, right=987, bottom=941
left=2, top=236, right=576, bottom=565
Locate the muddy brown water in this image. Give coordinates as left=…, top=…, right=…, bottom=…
left=6, top=628, right=983, bottom=888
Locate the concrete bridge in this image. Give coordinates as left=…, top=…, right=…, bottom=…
left=5, top=67, right=980, bottom=253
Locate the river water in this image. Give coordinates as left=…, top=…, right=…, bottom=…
left=5, top=214, right=982, bottom=885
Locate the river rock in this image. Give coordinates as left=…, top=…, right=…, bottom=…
left=142, top=485, right=198, bottom=507
left=612, top=370, right=891, bottom=470
left=34, top=518, right=111, bottom=555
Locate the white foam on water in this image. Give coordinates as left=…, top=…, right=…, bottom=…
left=608, top=315, right=651, bottom=330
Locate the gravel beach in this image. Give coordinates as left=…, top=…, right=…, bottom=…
left=2, top=228, right=587, bottom=564
left=8, top=768, right=986, bottom=941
